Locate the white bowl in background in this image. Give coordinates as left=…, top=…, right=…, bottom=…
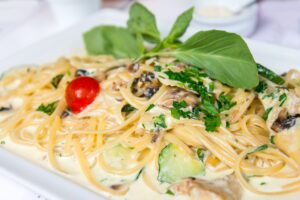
left=192, top=0, right=258, bottom=37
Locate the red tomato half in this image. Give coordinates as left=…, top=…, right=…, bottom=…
left=65, top=76, right=100, bottom=114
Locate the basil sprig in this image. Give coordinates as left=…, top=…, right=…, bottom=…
left=83, top=2, right=259, bottom=89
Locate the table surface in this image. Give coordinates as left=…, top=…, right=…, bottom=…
left=0, top=0, right=300, bottom=199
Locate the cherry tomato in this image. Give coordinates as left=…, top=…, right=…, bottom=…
left=65, top=76, right=100, bottom=114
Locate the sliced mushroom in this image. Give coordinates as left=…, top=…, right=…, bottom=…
left=271, top=108, right=300, bottom=132
left=158, top=87, right=199, bottom=109
left=131, top=71, right=161, bottom=98
left=0, top=105, right=12, bottom=112
left=170, top=176, right=242, bottom=200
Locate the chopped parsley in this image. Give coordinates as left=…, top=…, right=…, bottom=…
left=153, top=114, right=167, bottom=129
left=36, top=101, right=58, bottom=115
left=154, top=65, right=162, bottom=72
left=260, top=182, right=267, bottom=186
left=0, top=141, right=5, bottom=145
left=51, top=74, right=64, bottom=89
left=279, top=93, right=287, bottom=107
left=270, top=135, right=275, bottom=144
left=204, top=115, right=221, bottom=132
left=196, top=148, right=205, bottom=162
left=263, top=93, right=275, bottom=100
left=263, top=107, right=273, bottom=121
left=217, top=92, right=236, bottom=112
left=208, top=82, right=215, bottom=92
left=248, top=144, right=268, bottom=155
left=164, top=67, right=234, bottom=132
left=121, top=104, right=136, bottom=113
left=200, top=97, right=219, bottom=116
left=165, top=189, right=175, bottom=196
left=146, top=104, right=155, bottom=112
left=226, top=121, right=230, bottom=128
left=255, top=81, right=268, bottom=93
left=170, top=101, right=200, bottom=120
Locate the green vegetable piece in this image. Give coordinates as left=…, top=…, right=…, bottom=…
left=166, top=189, right=175, bottom=196
left=201, top=97, right=219, bottom=116
left=255, top=81, right=268, bottom=93
left=36, top=101, right=58, bottom=115
left=196, top=148, right=205, bottom=162
left=158, top=144, right=204, bottom=183
left=257, top=63, right=285, bottom=85
left=217, top=92, right=236, bottom=112
left=270, top=135, right=275, bottom=144
left=263, top=107, right=273, bottom=121
left=154, top=65, right=162, bottom=72
left=104, top=144, right=133, bottom=169
left=226, top=121, right=230, bottom=128
left=127, top=2, right=160, bottom=43
left=146, top=104, right=155, bottom=112
left=153, top=114, right=167, bottom=129
left=279, top=93, right=287, bottom=107
left=248, top=144, right=268, bottom=155
left=164, top=7, right=194, bottom=44
left=121, top=104, right=136, bottom=113
left=135, top=168, right=144, bottom=181
left=167, top=30, right=259, bottom=89
left=51, top=74, right=64, bottom=89
left=204, top=115, right=221, bottom=132
left=83, top=26, right=142, bottom=58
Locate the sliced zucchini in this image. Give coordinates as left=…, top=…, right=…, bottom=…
left=104, top=144, right=135, bottom=169
left=158, top=143, right=204, bottom=183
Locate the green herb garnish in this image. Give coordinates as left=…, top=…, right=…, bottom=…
left=146, top=104, right=155, bottom=112
left=84, top=3, right=259, bottom=89
left=166, top=189, right=175, bottom=196
left=270, top=135, right=275, bottom=144
left=121, top=104, right=136, bottom=113
left=204, top=115, right=221, bottom=132
left=255, top=81, right=268, bottom=93
left=153, top=114, right=167, bottom=129
left=196, top=148, right=205, bottom=162
left=154, top=65, right=162, bottom=72
left=36, top=101, right=58, bottom=115
left=260, top=182, right=267, bottom=186
left=248, top=144, right=268, bottom=155
left=279, top=93, right=287, bottom=107
left=0, top=141, right=5, bottom=145
left=51, top=74, right=64, bottom=89
left=263, top=107, right=273, bottom=121
left=226, top=121, right=230, bottom=128
left=217, top=92, right=236, bottom=112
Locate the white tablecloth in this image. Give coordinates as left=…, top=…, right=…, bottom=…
left=0, top=0, right=300, bottom=199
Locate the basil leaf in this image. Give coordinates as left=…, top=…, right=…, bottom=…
left=37, top=101, right=58, bottom=115
left=164, top=7, right=194, bottom=44
left=51, top=74, right=64, bottom=89
left=127, top=2, right=160, bottom=43
left=83, top=26, right=142, bottom=58
left=204, top=115, right=221, bottom=132
left=121, top=104, right=136, bottom=113
left=165, top=30, right=258, bottom=89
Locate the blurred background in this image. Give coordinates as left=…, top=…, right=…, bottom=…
left=0, top=0, right=299, bottom=61
left=0, top=0, right=300, bottom=199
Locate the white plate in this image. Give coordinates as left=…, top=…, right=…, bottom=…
left=1, top=8, right=300, bottom=200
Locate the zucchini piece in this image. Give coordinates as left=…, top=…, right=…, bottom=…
left=257, top=63, right=285, bottom=85
left=104, top=144, right=134, bottom=169
left=158, top=144, right=204, bottom=183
